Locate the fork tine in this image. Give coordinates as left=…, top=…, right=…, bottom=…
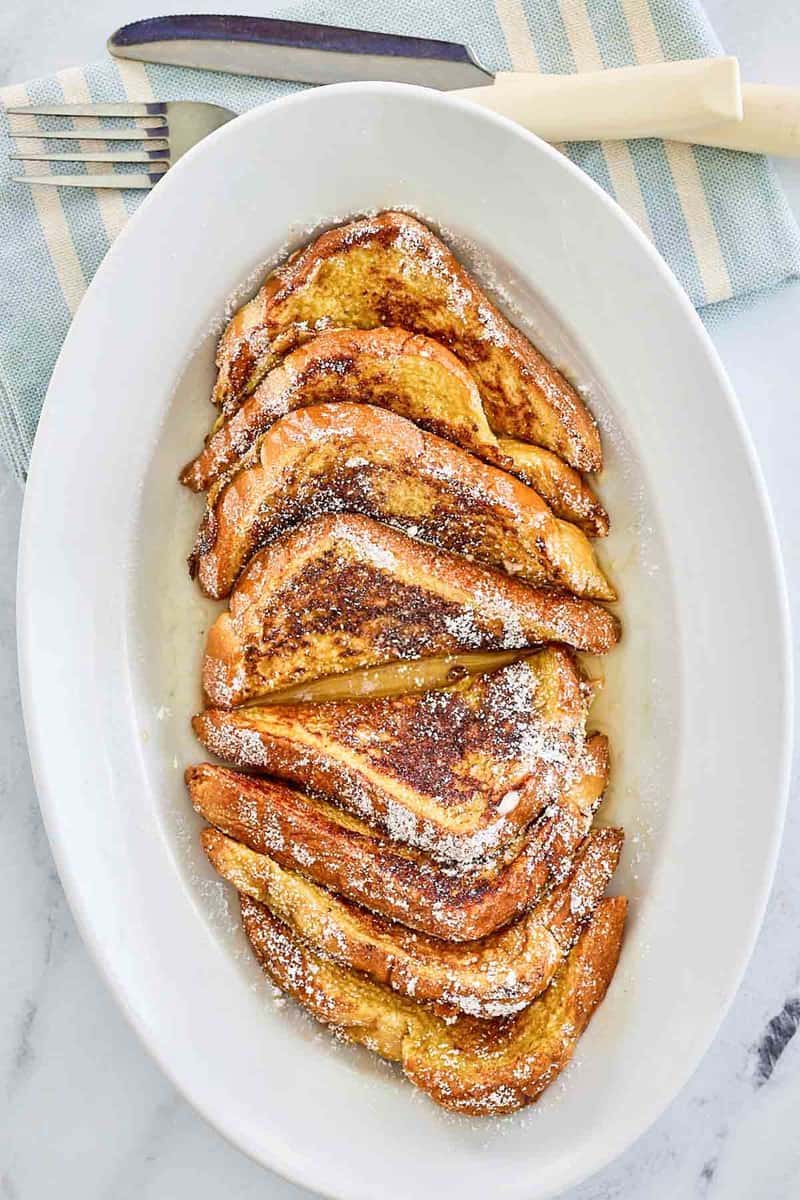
left=5, top=102, right=167, bottom=118
left=9, top=149, right=170, bottom=163
left=9, top=128, right=169, bottom=143
left=13, top=172, right=164, bottom=190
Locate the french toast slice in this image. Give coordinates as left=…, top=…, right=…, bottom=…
left=205, top=825, right=622, bottom=1018
left=183, top=327, right=608, bottom=536
left=193, top=650, right=594, bottom=864
left=182, top=327, right=499, bottom=491
left=213, top=211, right=602, bottom=471
left=241, top=892, right=627, bottom=1115
left=187, top=734, right=609, bottom=942
left=499, top=439, right=610, bottom=538
left=203, top=514, right=620, bottom=707
left=188, top=404, right=615, bottom=602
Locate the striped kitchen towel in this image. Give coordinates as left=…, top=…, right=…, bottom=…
left=2, top=0, right=800, bottom=482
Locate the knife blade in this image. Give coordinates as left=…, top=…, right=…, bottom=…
left=108, top=14, right=494, bottom=90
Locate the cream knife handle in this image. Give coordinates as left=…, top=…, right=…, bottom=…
left=673, top=84, right=800, bottom=156
left=457, top=57, right=741, bottom=142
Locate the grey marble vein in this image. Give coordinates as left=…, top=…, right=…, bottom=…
left=700, top=1158, right=717, bottom=1187
left=752, top=997, right=800, bottom=1087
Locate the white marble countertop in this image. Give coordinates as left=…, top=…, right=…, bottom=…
left=2, top=2, right=799, bottom=1197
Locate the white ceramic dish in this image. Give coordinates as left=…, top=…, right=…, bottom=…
left=17, top=83, right=791, bottom=1199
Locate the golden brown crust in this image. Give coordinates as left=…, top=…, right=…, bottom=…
left=213, top=212, right=602, bottom=471
left=499, top=439, right=610, bottom=538
left=188, top=403, right=615, bottom=602
left=203, top=514, right=619, bottom=707
left=192, top=650, right=594, bottom=864
left=187, top=734, right=609, bottom=941
left=186, top=326, right=608, bottom=536
left=183, top=327, right=500, bottom=492
left=181, top=211, right=626, bottom=1118
left=204, top=824, right=622, bottom=1018
left=240, top=893, right=627, bottom=1115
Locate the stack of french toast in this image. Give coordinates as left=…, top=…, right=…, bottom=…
left=182, top=211, right=626, bottom=1117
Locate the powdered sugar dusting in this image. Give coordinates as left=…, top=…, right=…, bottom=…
left=196, top=651, right=591, bottom=866
left=142, top=204, right=676, bottom=1113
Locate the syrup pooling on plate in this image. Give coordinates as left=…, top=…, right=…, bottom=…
left=181, top=211, right=625, bottom=1115
left=242, top=651, right=526, bottom=705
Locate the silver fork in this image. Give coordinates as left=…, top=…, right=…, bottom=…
left=6, top=101, right=235, bottom=189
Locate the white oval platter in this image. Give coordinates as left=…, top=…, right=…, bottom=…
left=17, top=83, right=791, bottom=1200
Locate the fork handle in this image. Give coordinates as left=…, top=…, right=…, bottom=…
left=13, top=173, right=163, bottom=189
left=4, top=102, right=166, bottom=118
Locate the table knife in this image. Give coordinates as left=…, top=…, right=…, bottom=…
left=108, top=14, right=742, bottom=143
